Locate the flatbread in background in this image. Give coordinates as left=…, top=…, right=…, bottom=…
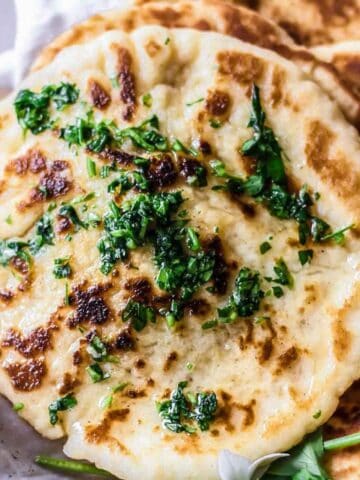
left=30, top=0, right=360, bottom=130
left=237, top=0, right=360, bottom=47
left=324, top=380, right=360, bottom=479
left=1, top=24, right=360, bottom=479
left=312, top=41, right=360, bottom=104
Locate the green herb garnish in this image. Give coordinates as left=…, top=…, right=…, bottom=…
left=53, top=257, right=72, bottom=279
left=260, top=241, right=271, bottom=254
left=59, top=204, right=87, bottom=230
left=157, top=381, right=217, bottom=434
left=48, top=394, right=77, bottom=425
left=14, top=82, right=79, bottom=134
left=272, top=259, right=294, bottom=289
left=122, top=300, right=156, bottom=332
left=86, top=157, right=97, bottom=178
left=298, top=249, right=313, bottom=266
left=29, top=213, right=54, bottom=254
left=13, top=402, right=24, bottom=412
left=217, top=267, right=264, bottom=324
left=142, top=93, right=153, bottom=108
left=209, top=119, right=222, bottom=129
left=186, top=97, right=204, bottom=107
left=86, top=363, right=110, bottom=383
left=34, top=456, right=110, bottom=477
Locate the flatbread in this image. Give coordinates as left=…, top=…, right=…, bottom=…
left=236, top=0, right=360, bottom=47
left=312, top=41, right=360, bottom=105
left=324, top=381, right=360, bottom=480
left=30, top=0, right=360, bottom=130
left=1, top=25, right=360, bottom=479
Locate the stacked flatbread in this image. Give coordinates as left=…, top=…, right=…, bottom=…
left=0, top=1, right=359, bottom=479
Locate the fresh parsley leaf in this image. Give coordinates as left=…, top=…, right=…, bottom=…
left=14, top=83, right=79, bottom=134
left=29, top=213, right=54, bottom=254
left=53, top=257, right=71, bottom=279
left=209, top=119, right=222, bottom=129
left=218, top=267, right=264, bottom=323
left=86, top=335, right=108, bottom=362
left=272, top=259, right=294, bottom=289
left=298, top=249, right=313, bottom=266
left=260, top=241, right=271, bottom=254
left=45, top=83, right=79, bottom=111
left=116, top=115, right=168, bottom=152
left=186, top=97, right=204, bottom=107
left=86, top=363, right=110, bottom=383
left=48, top=394, right=77, bottom=425
left=122, top=300, right=156, bottom=332
left=186, top=227, right=201, bottom=251
left=266, top=430, right=329, bottom=479
left=202, top=319, right=218, bottom=330
left=320, top=224, right=353, bottom=245
left=86, top=157, right=97, bottom=178
left=58, top=204, right=87, bottom=230
left=13, top=402, right=24, bottom=412
left=157, top=381, right=217, bottom=434
left=272, top=286, right=284, bottom=298
left=0, top=240, right=30, bottom=267
left=142, top=93, right=153, bottom=108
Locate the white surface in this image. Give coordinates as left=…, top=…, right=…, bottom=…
left=0, top=0, right=132, bottom=90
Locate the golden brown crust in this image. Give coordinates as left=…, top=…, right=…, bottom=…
left=30, top=0, right=360, bottom=130
left=235, top=0, right=360, bottom=46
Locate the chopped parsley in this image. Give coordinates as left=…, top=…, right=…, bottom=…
left=116, top=115, right=168, bottom=152
left=157, top=381, right=217, bottom=434
left=86, top=363, right=110, bottom=383
left=64, top=282, right=70, bottom=306
left=58, top=204, right=88, bottom=230
left=172, top=139, right=198, bottom=157
left=107, top=170, right=150, bottom=194
left=260, top=241, right=271, bottom=254
left=86, top=157, right=97, bottom=178
left=122, top=300, right=156, bottom=332
left=271, top=259, right=294, bottom=289
left=13, top=402, right=24, bottom=412
left=53, top=257, right=72, bottom=279
left=14, top=82, right=79, bottom=134
left=298, top=249, right=313, bottom=266
left=5, top=215, right=12, bottom=225
left=209, top=119, right=222, bottom=129
left=186, top=97, right=204, bottom=107
left=98, top=191, right=184, bottom=274
left=142, top=93, right=153, bottom=108
left=29, top=213, right=54, bottom=254
left=217, top=267, right=264, bottom=323
left=272, top=286, right=284, bottom=298
left=321, top=224, right=354, bottom=245
left=86, top=335, right=108, bottom=361
left=0, top=240, right=30, bottom=267
left=110, top=75, right=120, bottom=88
left=48, top=393, right=77, bottom=425
left=211, top=85, right=351, bottom=247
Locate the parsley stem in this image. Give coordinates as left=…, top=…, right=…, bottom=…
left=35, top=455, right=111, bottom=476
left=324, top=432, right=360, bottom=451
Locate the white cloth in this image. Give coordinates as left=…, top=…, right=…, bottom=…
left=0, top=0, right=128, bottom=92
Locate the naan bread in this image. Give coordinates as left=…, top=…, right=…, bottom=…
left=312, top=41, right=360, bottom=109
left=1, top=26, right=360, bottom=479
left=324, top=381, right=360, bottom=480
left=30, top=0, right=360, bottom=130
left=236, top=0, right=360, bottom=47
